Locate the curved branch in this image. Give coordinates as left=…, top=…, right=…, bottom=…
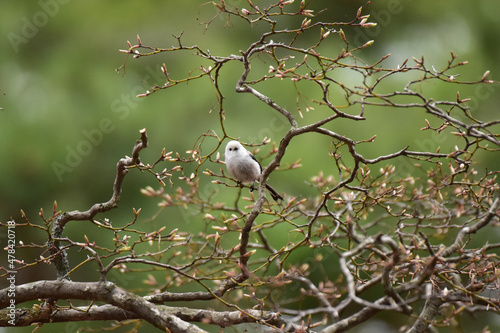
left=406, top=296, right=443, bottom=333
left=441, top=192, right=500, bottom=258
left=0, top=303, right=286, bottom=330
left=50, top=129, right=148, bottom=279
left=0, top=280, right=204, bottom=332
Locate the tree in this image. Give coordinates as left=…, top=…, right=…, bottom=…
left=1, top=1, right=499, bottom=332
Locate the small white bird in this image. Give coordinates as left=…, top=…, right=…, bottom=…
left=224, top=140, right=283, bottom=201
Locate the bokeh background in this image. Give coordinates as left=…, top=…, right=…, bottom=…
left=1, top=0, right=499, bottom=332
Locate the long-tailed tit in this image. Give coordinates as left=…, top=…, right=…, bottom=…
left=224, top=140, right=283, bottom=201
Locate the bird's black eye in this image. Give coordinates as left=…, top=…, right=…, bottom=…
left=234, top=147, right=238, bottom=151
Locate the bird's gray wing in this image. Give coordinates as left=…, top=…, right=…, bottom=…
left=249, top=152, right=263, bottom=173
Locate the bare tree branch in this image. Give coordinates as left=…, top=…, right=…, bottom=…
left=0, top=280, right=206, bottom=332
left=50, top=129, right=149, bottom=279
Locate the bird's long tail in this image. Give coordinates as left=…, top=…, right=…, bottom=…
left=266, top=184, right=283, bottom=202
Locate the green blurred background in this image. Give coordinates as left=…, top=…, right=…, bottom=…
left=1, top=0, right=499, bottom=332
